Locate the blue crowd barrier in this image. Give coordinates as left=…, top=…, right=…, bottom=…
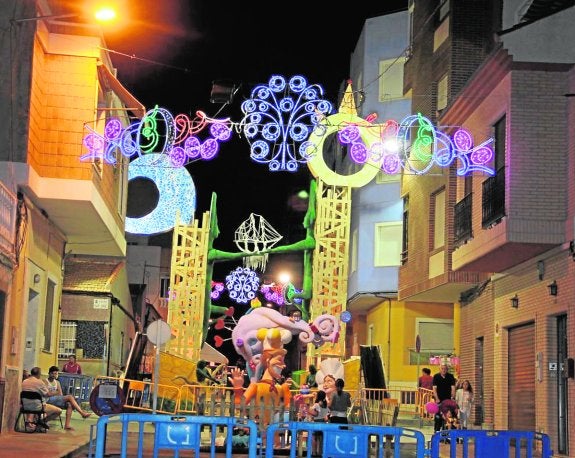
left=91, top=413, right=260, bottom=458
left=430, top=429, right=554, bottom=458
left=58, top=373, right=94, bottom=403
left=265, top=421, right=426, bottom=458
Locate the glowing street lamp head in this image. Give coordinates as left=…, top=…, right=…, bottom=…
left=278, top=272, right=291, bottom=284
left=94, top=6, right=117, bottom=22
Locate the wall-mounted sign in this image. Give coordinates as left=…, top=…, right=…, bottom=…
left=93, top=298, right=109, bottom=309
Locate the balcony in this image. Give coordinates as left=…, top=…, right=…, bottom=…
left=453, top=166, right=563, bottom=273
left=481, top=170, right=505, bottom=229
left=0, top=182, right=17, bottom=263
left=454, top=193, right=472, bottom=247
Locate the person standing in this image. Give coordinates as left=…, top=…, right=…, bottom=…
left=62, top=355, right=82, bottom=374
left=305, top=364, right=318, bottom=388
left=455, top=379, right=474, bottom=429
left=432, top=364, right=456, bottom=432
left=418, top=367, right=433, bottom=390
left=328, top=378, right=351, bottom=424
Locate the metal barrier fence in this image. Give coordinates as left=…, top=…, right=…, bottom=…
left=90, top=413, right=260, bottom=458
left=265, top=421, right=427, bottom=458
left=87, top=412, right=554, bottom=458
left=430, top=429, right=554, bottom=458
left=58, top=374, right=94, bottom=403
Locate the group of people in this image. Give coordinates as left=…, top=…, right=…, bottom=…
left=21, top=355, right=90, bottom=431
left=419, top=364, right=474, bottom=433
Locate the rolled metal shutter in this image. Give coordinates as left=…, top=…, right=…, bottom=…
left=508, top=322, right=535, bottom=430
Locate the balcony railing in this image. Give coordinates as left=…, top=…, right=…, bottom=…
left=0, top=181, right=17, bottom=261
left=454, top=193, right=472, bottom=246
left=482, top=167, right=505, bottom=228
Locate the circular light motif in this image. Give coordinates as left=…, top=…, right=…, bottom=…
left=340, top=311, right=352, bottom=323
left=125, top=153, right=196, bottom=235
left=225, top=267, right=260, bottom=304
left=453, top=129, right=473, bottom=152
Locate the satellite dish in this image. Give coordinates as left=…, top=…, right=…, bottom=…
left=146, top=320, right=171, bottom=346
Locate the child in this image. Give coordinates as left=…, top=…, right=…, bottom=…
left=308, top=390, right=328, bottom=456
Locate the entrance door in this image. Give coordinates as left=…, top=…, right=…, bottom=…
left=508, top=322, right=535, bottom=430
left=474, top=337, right=484, bottom=426
left=557, top=315, right=568, bottom=455
left=23, top=289, right=39, bottom=370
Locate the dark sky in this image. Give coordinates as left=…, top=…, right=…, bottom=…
left=104, top=1, right=407, bottom=360
left=107, top=1, right=407, bottom=251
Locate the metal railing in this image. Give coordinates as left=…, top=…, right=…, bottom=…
left=482, top=167, right=505, bottom=228
left=0, top=181, right=17, bottom=261
left=454, top=192, right=473, bottom=246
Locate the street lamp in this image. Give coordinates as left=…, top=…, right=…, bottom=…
left=11, top=5, right=118, bottom=25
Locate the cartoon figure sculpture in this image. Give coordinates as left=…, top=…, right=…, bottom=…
left=315, top=358, right=345, bottom=397
left=231, top=307, right=339, bottom=382
left=229, top=328, right=292, bottom=427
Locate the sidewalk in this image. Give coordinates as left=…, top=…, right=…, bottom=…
left=0, top=414, right=97, bottom=458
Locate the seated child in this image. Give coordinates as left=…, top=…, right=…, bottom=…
left=442, top=406, right=460, bottom=430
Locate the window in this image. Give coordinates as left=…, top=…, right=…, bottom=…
left=431, top=189, right=446, bottom=250
left=376, top=172, right=400, bottom=184
left=43, top=279, right=56, bottom=351
left=379, top=58, right=406, bottom=102
left=438, top=0, right=450, bottom=22
left=437, top=74, right=448, bottom=111
left=410, top=319, right=454, bottom=364
left=58, top=320, right=77, bottom=358
left=401, top=196, right=409, bottom=264
left=494, top=115, right=506, bottom=173
left=160, top=277, right=170, bottom=298
left=464, top=173, right=472, bottom=197
left=374, top=222, right=402, bottom=266
left=351, top=229, right=358, bottom=273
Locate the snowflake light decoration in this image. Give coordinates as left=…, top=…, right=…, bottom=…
left=225, top=267, right=260, bottom=304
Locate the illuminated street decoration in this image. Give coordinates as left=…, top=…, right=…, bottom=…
left=81, top=117, right=125, bottom=164
left=234, top=214, right=283, bottom=270
left=81, top=110, right=232, bottom=167
left=125, top=153, right=196, bottom=234
left=240, top=75, right=333, bottom=172
left=211, top=281, right=225, bottom=300
left=225, top=267, right=261, bottom=304
left=306, top=84, right=495, bottom=185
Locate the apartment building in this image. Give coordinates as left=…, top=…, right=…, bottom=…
left=0, top=0, right=143, bottom=431
left=402, top=0, right=574, bottom=454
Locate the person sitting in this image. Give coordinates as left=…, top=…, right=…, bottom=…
left=22, top=367, right=61, bottom=429
left=44, top=365, right=91, bottom=430
left=62, top=355, right=82, bottom=374
left=305, top=364, right=318, bottom=388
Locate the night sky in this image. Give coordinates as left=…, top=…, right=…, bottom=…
left=104, top=1, right=407, bottom=358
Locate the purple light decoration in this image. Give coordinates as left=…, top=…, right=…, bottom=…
left=240, top=75, right=333, bottom=172
left=80, top=110, right=233, bottom=167
left=453, top=129, right=473, bottom=151
left=81, top=117, right=125, bottom=164
left=211, top=281, right=225, bottom=300
left=226, top=267, right=260, bottom=304
left=382, top=154, right=401, bottom=174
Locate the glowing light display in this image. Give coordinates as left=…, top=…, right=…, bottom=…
left=81, top=110, right=232, bottom=167
left=333, top=113, right=495, bottom=177
left=225, top=267, right=260, bottom=304
left=211, top=281, right=225, bottom=300
left=125, top=153, right=196, bottom=235
left=240, top=75, right=333, bottom=172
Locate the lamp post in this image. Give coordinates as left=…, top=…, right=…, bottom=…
left=11, top=6, right=118, bottom=25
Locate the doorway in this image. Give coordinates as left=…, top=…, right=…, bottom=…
left=23, top=289, right=39, bottom=370
left=508, top=322, right=535, bottom=430
left=557, top=314, right=568, bottom=454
